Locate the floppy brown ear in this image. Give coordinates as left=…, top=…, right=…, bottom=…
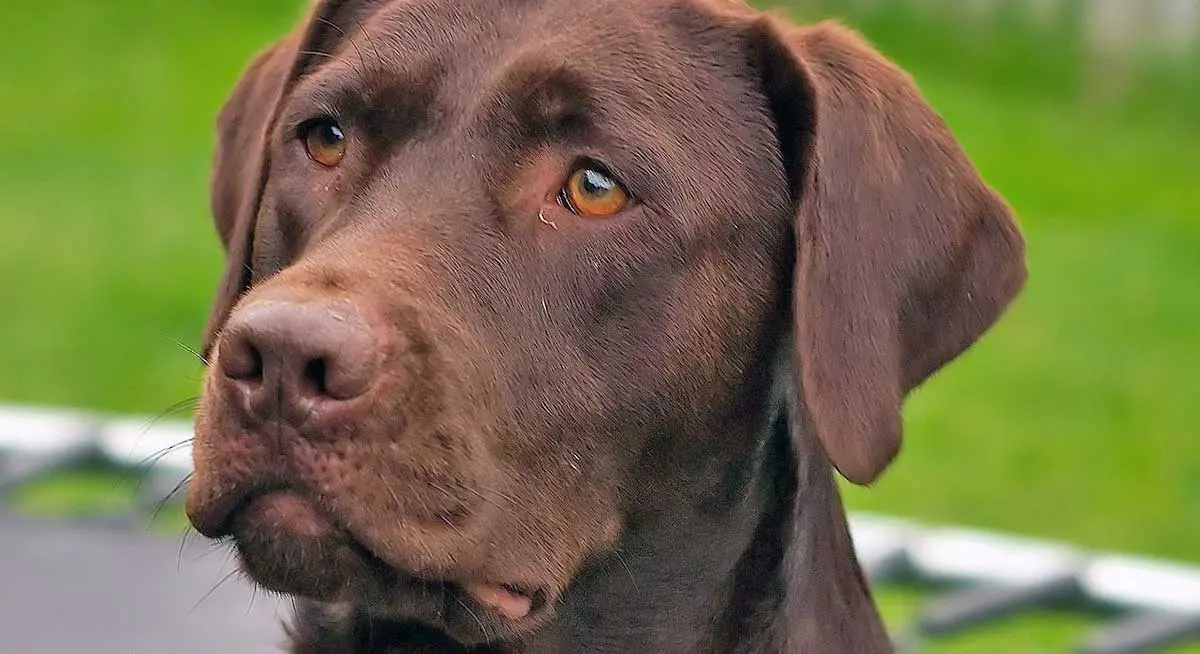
left=203, top=36, right=298, bottom=359
left=752, top=20, right=1027, bottom=485
left=202, top=0, right=390, bottom=358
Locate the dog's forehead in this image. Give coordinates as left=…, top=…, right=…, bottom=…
left=361, top=0, right=722, bottom=43
left=340, top=0, right=744, bottom=101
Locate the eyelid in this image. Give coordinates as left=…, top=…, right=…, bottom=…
left=563, top=157, right=634, bottom=196
left=295, top=115, right=341, bottom=139
left=566, top=156, right=618, bottom=178
left=283, top=99, right=343, bottom=138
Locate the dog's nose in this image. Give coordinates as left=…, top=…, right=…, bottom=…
left=217, top=300, right=382, bottom=416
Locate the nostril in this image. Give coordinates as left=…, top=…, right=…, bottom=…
left=222, top=337, right=264, bottom=383
left=313, top=353, right=377, bottom=401
left=303, top=358, right=329, bottom=397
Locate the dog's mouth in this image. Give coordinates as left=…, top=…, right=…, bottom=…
left=461, top=581, right=543, bottom=621
left=212, top=489, right=549, bottom=638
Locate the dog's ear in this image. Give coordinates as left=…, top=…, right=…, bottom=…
left=751, top=20, right=1027, bottom=484
left=202, top=0, right=387, bottom=358
left=203, top=35, right=297, bottom=359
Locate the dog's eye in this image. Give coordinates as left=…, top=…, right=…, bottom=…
left=300, top=118, right=346, bottom=168
left=558, top=165, right=630, bottom=217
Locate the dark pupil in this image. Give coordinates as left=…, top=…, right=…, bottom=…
left=318, top=123, right=343, bottom=147
left=580, top=169, right=614, bottom=197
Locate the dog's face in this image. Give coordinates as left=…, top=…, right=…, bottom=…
left=186, top=0, right=1026, bottom=646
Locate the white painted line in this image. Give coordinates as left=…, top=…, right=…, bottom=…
left=908, top=527, right=1084, bottom=587
left=849, top=513, right=916, bottom=578
left=98, top=417, right=194, bottom=474
left=0, top=404, right=97, bottom=455
left=1083, top=554, right=1200, bottom=614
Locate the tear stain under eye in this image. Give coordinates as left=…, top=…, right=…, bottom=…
left=538, top=208, right=558, bottom=230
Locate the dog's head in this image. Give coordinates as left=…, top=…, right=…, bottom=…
left=186, top=0, right=1025, bottom=645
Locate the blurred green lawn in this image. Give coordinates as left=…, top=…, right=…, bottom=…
left=3, top=0, right=1198, bottom=651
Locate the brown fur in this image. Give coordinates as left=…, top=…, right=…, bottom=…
left=185, top=1, right=1027, bottom=652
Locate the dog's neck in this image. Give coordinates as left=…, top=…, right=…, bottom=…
left=529, top=416, right=889, bottom=654
left=605, top=416, right=890, bottom=654
left=288, top=416, right=890, bottom=653
left=751, top=415, right=893, bottom=653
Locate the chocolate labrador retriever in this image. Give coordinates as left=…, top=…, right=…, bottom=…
left=184, top=0, right=1027, bottom=651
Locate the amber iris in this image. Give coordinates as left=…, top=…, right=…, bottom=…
left=303, top=119, right=346, bottom=167
left=561, top=166, right=629, bottom=217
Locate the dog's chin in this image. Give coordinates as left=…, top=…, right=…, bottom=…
left=226, top=490, right=554, bottom=646
left=228, top=491, right=367, bottom=599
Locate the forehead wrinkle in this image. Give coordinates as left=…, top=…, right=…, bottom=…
left=366, top=1, right=527, bottom=127
left=277, top=63, right=362, bottom=136
left=466, top=11, right=669, bottom=132
left=484, top=60, right=595, bottom=143
left=286, top=60, right=429, bottom=129
left=301, top=63, right=368, bottom=115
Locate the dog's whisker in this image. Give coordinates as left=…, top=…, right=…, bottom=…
left=139, top=436, right=194, bottom=468
left=314, top=15, right=345, bottom=36
left=397, top=474, right=436, bottom=531
left=312, top=14, right=371, bottom=84
left=246, top=583, right=259, bottom=616
left=159, top=332, right=208, bottom=366
left=176, top=524, right=198, bottom=569
left=134, top=438, right=193, bottom=487
left=456, top=484, right=543, bottom=542
left=355, top=17, right=383, bottom=71
left=189, top=567, right=241, bottom=616
left=219, top=542, right=237, bottom=574
left=188, top=537, right=235, bottom=563
left=157, top=394, right=200, bottom=417
left=346, top=32, right=368, bottom=79
left=148, top=471, right=193, bottom=525
left=121, top=396, right=198, bottom=488
left=453, top=595, right=490, bottom=642
left=144, top=396, right=200, bottom=431
left=614, top=549, right=640, bottom=595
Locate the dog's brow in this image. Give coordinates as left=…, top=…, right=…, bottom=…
left=285, top=62, right=373, bottom=120
left=492, top=60, right=596, bottom=141
left=287, top=60, right=442, bottom=141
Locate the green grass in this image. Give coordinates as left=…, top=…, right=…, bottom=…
left=793, top=0, right=1200, bottom=126
left=10, top=465, right=191, bottom=531
left=12, top=465, right=141, bottom=518
left=874, top=585, right=1100, bottom=654
left=1, top=0, right=301, bottom=414
left=2, top=0, right=1198, bottom=651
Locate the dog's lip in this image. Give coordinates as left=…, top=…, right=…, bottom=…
left=187, top=480, right=280, bottom=538
left=402, top=574, right=550, bottom=625
left=460, top=581, right=546, bottom=621
left=203, top=485, right=552, bottom=624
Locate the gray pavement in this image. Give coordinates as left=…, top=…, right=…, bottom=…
left=0, top=513, right=287, bottom=653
